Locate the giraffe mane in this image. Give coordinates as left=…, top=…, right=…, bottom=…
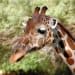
left=58, top=22, right=75, bottom=41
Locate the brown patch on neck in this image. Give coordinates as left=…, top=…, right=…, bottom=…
left=67, top=37, right=75, bottom=50
left=58, top=23, right=75, bottom=50
left=66, top=58, right=74, bottom=65
left=58, top=23, right=75, bottom=41
left=65, top=50, right=72, bottom=57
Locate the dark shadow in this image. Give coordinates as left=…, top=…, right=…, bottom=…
left=55, top=66, right=73, bottom=75
left=4, top=66, right=73, bottom=75
left=7, top=69, right=49, bottom=75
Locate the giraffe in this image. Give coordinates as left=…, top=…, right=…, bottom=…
left=9, top=6, right=75, bottom=74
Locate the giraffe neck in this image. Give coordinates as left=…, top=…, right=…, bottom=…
left=57, top=24, right=75, bottom=74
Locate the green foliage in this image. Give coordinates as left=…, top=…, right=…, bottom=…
left=0, top=44, right=72, bottom=75
left=0, top=45, right=56, bottom=75
left=0, top=0, right=75, bottom=33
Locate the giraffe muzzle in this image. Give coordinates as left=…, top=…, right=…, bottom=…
left=9, top=35, right=41, bottom=63
left=9, top=50, right=27, bottom=63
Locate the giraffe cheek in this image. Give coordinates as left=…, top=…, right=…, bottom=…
left=38, top=38, right=44, bottom=46
left=66, top=58, right=74, bottom=65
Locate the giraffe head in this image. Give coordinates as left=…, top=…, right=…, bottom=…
left=9, top=6, right=57, bottom=63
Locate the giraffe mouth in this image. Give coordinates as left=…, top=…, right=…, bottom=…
left=9, top=50, right=27, bottom=63
left=9, top=42, right=41, bottom=63
left=9, top=36, right=52, bottom=63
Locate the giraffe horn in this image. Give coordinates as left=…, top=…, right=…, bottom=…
left=40, top=6, right=48, bottom=15
left=33, top=7, right=40, bottom=17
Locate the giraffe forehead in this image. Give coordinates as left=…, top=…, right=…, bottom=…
left=40, top=16, right=50, bottom=25
left=27, top=16, right=50, bottom=29
left=40, top=16, right=58, bottom=30
left=26, top=15, right=55, bottom=34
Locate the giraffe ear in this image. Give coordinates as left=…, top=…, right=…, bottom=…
left=40, top=6, right=48, bottom=15
left=49, top=18, right=58, bottom=29
left=33, top=7, right=40, bottom=17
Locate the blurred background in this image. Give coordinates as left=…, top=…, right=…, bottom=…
left=0, top=0, right=75, bottom=75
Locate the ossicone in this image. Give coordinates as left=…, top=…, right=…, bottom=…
left=33, top=7, right=40, bottom=17
left=40, top=6, right=48, bottom=15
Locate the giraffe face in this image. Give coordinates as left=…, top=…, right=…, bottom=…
left=9, top=6, right=54, bottom=63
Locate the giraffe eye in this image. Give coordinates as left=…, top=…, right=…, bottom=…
left=37, top=28, right=46, bottom=34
